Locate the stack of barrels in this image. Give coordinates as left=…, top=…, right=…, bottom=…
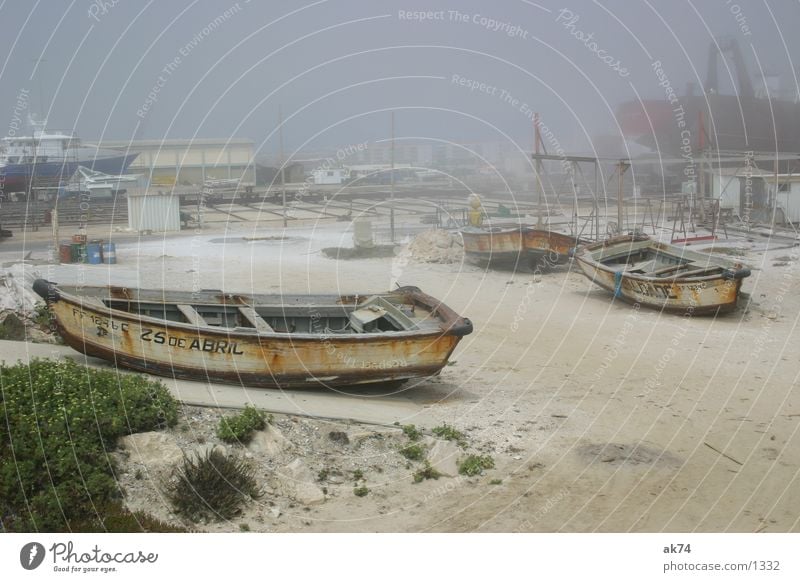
left=58, top=234, right=116, bottom=264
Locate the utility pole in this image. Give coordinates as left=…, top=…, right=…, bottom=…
left=390, top=111, right=395, bottom=243
left=698, top=109, right=706, bottom=223
left=534, top=113, right=543, bottom=228
left=51, top=207, right=59, bottom=262
left=279, top=106, right=287, bottom=229
left=617, top=160, right=629, bottom=234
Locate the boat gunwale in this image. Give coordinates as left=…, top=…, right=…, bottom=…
left=575, top=236, right=750, bottom=283
left=35, top=280, right=473, bottom=341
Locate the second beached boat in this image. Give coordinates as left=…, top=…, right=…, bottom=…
left=574, top=235, right=750, bottom=314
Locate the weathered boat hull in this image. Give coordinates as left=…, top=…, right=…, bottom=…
left=460, top=227, right=525, bottom=268
left=523, top=229, right=582, bottom=268
left=575, top=236, right=750, bottom=314
left=462, top=227, right=583, bottom=270
left=34, top=281, right=472, bottom=389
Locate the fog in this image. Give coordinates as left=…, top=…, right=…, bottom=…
left=1, top=0, right=798, bottom=163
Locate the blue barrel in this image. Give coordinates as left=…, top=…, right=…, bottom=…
left=87, top=243, right=103, bottom=264
left=102, top=242, right=117, bottom=264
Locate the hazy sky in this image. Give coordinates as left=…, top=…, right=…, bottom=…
left=1, top=0, right=798, bottom=159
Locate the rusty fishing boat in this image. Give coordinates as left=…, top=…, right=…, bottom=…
left=522, top=229, right=586, bottom=267
left=460, top=225, right=525, bottom=268
left=461, top=226, right=583, bottom=269
left=574, top=235, right=750, bottom=314
left=33, top=280, right=472, bottom=389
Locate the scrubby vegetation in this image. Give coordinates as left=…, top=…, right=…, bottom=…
left=413, top=462, right=442, bottom=483
left=0, top=358, right=178, bottom=532
left=458, top=454, right=495, bottom=476
left=402, top=424, right=421, bottom=441
left=399, top=443, right=426, bottom=461
left=32, top=303, right=53, bottom=327
left=165, top=448, right=260, bottom=522
left=217, top=405, right=267, bottom=444
left=432, top=423, right=467, bottom=447
left=353, top=486, right=369, bottom=497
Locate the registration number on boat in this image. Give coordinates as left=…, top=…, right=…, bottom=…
left=140, top=329, right=244, bottom=354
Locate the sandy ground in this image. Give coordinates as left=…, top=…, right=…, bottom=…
left=2, top=218, right=799, bottom=532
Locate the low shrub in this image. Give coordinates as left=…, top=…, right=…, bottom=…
left=68, top=502, right=188, bottom=533
left=165, top=448, right=260, bottom=522
left=402, top=424, right=421, bottom=441
left=0, top=358, right=178, bottom=532
left=412, top=462, right=441, bottom=483
left=217, top=405, right=266, bottom=444
left=458, top=455, right=495, bottom=476
left=353, top=486, right=369, bottom=497
left=399, top=443, right=426, bottom=461
left=432, top=423, right=467, bottom=447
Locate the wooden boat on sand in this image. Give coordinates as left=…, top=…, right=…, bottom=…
left=523, top=229, right=586, bottom=267
left=461, top=226, right=583, bottom=269
left=33, top=280, right=472, bottom=389
left=574, top=235, right=750, bottom=314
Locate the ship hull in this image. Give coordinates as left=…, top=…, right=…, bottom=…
left=0, top=153, right=138, bottom=192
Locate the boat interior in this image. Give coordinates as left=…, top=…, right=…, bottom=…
left=58, top=286, right=439, bottom=334
left=592, top=241, right=731, bottom=278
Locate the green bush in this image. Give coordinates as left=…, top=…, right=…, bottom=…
left=0, top=358, right=178, bottom=532
left=165, top=448, right=260, bottom=522
left=399, top=443, right=426, bottom=461
left=68, top=502, right=188, bottom=532
left=217, top=405, right=267, bottom=444
left=402, top=424, right=421, bottom=441
left=353, top=486, right=369, bottom=497
left=412, top=462, right=441, bottom=484
left=458, top=454, right=495, bottom=476
left=32, top=303, right=52, bottom=327
left=432, top=423, right=467, bottom=447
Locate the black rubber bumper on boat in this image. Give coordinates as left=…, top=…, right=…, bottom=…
left=33, top=279, right=59, bottom=302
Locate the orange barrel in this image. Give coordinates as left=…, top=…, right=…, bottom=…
left=59, top=243, right=72, bottom=264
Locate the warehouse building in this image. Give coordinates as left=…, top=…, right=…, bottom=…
left=102, top=138, right=256, bottom=186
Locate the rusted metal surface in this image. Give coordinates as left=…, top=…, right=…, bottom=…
left=462, top=226, right=583, bottom=270
left=460, top=226, right=524, bottom=267
left=34, top=280, right=472, bottom=389
left=522, top=229, right=584, bottom=267
left=574, top=235, right=750, bottom=314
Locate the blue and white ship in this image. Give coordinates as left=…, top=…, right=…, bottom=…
left=0, top=118, right=138, bottom=194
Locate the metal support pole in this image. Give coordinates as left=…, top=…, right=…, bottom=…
left=279, top=106, right=287, bottom=229
left=51, top=207, right=59, bottom=262
left=390, top=111, right=395, bottom=242
left=594, top=161, right=600, bottom=240
left=617, top=161, right=624, bottom=233
left=534, top=113, right=543, bottom=228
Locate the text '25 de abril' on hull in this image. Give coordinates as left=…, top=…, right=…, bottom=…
left=33, top=279, right=473, bottom=389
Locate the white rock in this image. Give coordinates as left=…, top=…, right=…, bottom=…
left=188, top=443, right=227, bottom=462
left=247, top=424, right=291, bottom=457
left=273, top=458, right=326, bottom=506
left=118, top=432, right=183, bottom=468
left=426, top=439, right=460, bottom=477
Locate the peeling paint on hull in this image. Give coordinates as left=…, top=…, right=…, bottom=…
left=36, top=281, right=472, bottom=389
left=461, top=227, right=582, bottom=270
left=575, top=235, right=750, bottom=315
